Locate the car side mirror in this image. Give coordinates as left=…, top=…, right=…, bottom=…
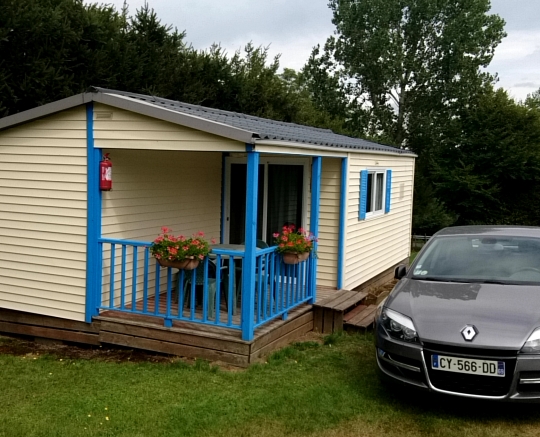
left=394, top=264, right=407, bottom=280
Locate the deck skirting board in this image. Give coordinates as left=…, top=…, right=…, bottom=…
left=250, top=311, right=313, bottom=356
left=97, top=318, right=250, bottom=355
left=99, top=331, right=251, bottom=367
left=0, top=308, right=99, bottom=333
left=0, top=304, right=316, bottom=367
left=0, top=320, right=101, bottom=345
left=0, top=308, right=100, bottom=345
left=249, top=314, right=314, bottom=363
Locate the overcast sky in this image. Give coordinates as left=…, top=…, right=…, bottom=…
left=91, top=0, right=540, bottom=101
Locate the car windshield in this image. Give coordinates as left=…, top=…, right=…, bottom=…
left=412, top=235, right=540, bottom=284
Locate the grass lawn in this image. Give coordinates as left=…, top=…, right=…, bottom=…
left=1, top=332, right=539, bottom=437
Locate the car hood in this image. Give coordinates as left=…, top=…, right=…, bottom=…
left=386, top=278, right=540, bottom=350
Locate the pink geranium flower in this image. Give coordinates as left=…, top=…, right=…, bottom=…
left=273, top=225, right=317, bottom=257
left=150, top=228, right=212, bottom=263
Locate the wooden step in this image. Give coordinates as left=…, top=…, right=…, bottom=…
left=313, top=289, right=368, bottom=333
left=344, top=305, right=377, bottom=330
left=343, top=304, right=367, bottom=323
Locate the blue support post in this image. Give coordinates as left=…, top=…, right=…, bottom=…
left=85, top=102, right=102, bottom=322
left=220, top=154, right=227, bottom=243
left=337, top=158, right=348, bottom=290
left=309, top=156, right=322, bottom=304
left=241, top=149, right=259, bottom=341
left=164, top=268, right=173, bottom=327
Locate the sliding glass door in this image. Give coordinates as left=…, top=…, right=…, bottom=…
left=224, top=158, right=309, bottom=244
left=227, top=163, right=264, bottom=244
left=266, top=164, right=304, bottom=242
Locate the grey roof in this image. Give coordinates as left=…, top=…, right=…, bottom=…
left=94, top=87, right=413, bottom=155
left=0, top=86, right=415, bottom=156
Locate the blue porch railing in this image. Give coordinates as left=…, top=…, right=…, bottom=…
left=98, top=238, right=315, bottom=339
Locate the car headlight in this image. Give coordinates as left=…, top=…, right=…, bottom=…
left=521, top=328, right=540, bottom=354
left=378, top=307, right=418, bottom=343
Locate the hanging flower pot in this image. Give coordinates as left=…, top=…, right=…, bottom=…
left=150, top=227, right=213, bottom=270
left=282, top=251, right=310, bottom=265
left=274, top=225, right=317, bottom=265
left=157, top=257, right=200, bottom=270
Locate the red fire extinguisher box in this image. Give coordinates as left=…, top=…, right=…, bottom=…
left=99, top=153, right=112, bottom=191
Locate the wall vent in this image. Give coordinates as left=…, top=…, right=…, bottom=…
left=95, top=111, right=113, bottom=120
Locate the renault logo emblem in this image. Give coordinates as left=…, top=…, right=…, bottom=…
left=461, top=325, right=478, bottom=341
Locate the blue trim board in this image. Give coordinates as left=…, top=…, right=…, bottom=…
left=359, top=170, right=368, bottom=220
left=337, top=158, right=348, bottom=289
left=385, top=169, right=392, bottom=213
left=220, top=153, right=227, bottom=243
left=241, top=149, right=260, bottom=341
left=85, top=103, right=102, bottom=322
left=309, top=156, right=322, bottom=304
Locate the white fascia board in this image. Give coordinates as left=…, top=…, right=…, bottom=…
left=254, top=139, right=417, bottom=158
left=0, top=93, right=93, bottom=131
left=95, top=93, right=257, bottom=144
left=254, top=142, right=348, bottom=158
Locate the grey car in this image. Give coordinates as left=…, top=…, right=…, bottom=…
left=375, top=226, right=540, bottom=402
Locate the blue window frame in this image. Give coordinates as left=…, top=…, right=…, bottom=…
left=359, top=169, right=392, bottom=220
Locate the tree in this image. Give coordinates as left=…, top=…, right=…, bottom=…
left=278, top=67, right=353, bottom=134
left=299, top=45, right=370, bottom=137
left=114, top=3, right=188, bottom=96
left=0, top=1, right=338, bottom=128
left=525, top=88, right=540, bottom=111
left=302, top=0, right=511, bottom=232
left=307, top=0, right=506, bottom=150
left=432, top=87, right=540, bottom=225
left=0, top=0, right=127, bottom=117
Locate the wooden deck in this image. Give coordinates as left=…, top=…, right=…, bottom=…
left=95, top=288, right=337, bottom=367
left=0, top=288, right=339, bottom=367
left=96, top=305, right=313, bottom=367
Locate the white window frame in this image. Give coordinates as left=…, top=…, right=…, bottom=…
left=358, top=167, right=392, bottom=220
left=365, top=168, right=387, bottom=219
left=224, top=156, right=310, bottom=243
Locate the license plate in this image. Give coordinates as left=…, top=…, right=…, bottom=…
left=431, top=354, right=505, bottom=377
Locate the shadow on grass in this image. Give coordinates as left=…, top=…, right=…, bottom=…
left=379, top=382, right=539, bottom=421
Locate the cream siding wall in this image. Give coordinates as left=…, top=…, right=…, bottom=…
left=101, top=149, right=222, bottom=241
left=316, top=158, right=341, bottom=287
left=95, top=104, right=226, bottom=307
left=0, top=107, right=88, bottom=321
left=99, top=148, right=223, bottom=307
left=344, top=154, right=415, bottom=290
left=0, top=98, right=415, bottom=319
left=93, top=103, right=245, bottom=152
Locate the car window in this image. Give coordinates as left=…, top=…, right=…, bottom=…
left=411, top=236, right=540, bottom=284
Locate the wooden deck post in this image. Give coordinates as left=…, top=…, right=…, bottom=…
left=241, top=148, right=259, bottom=341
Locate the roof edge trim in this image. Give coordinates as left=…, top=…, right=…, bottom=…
left=0, top=93, right=93, bottom=131
left=95, top=93, right=257, bottom=144
left=254, top=139, right=417, bottom=157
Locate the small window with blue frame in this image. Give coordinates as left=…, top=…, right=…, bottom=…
left=359, top=169, right=392, bottom=220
